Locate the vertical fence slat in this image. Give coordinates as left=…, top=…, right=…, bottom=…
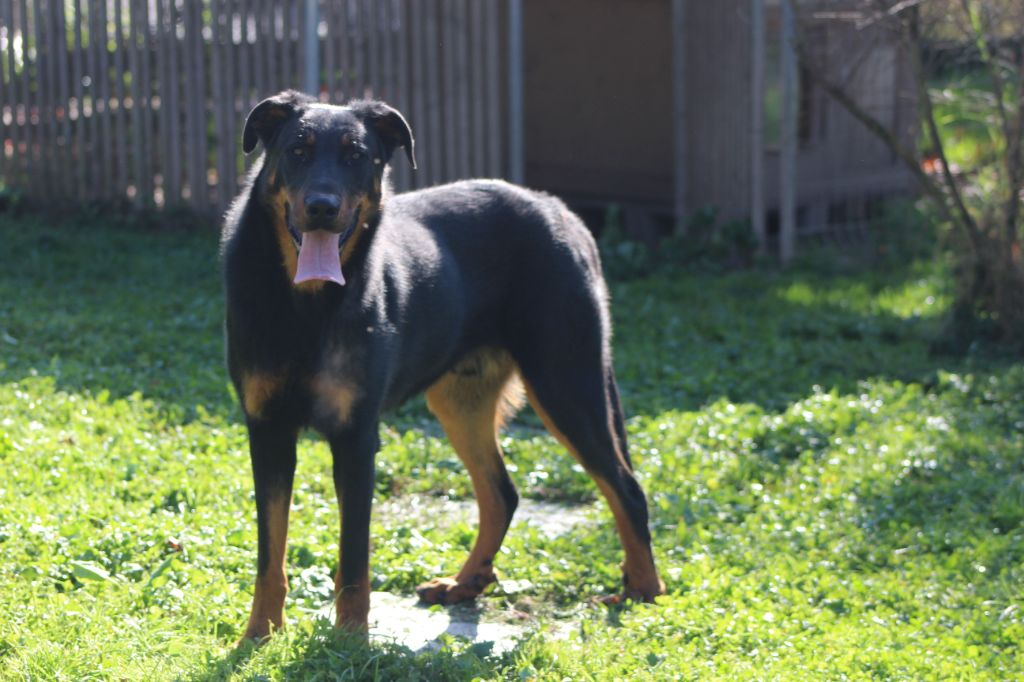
left=336, top=0, right=351, bottom=100
left=70, top=0, right=85, bottom=199
left=323, top=0, right=335, bottom=100
left=425, top=0, right=442, bottom=186
left=137, top=0, right=155, bottom=204
left=0, top=6, right=8, bottom=185
left=180, top=0, right=197, bottom=203
left=484, top=0, right=501, bottom=179
left=470, top=0, right=484, bottom=178
left=239, top=0, right=254, bottom=172
left=0, top=1, right=10, bottom=185
left=192, top=0, right=208, bottom=207
left=455, top=0, right=470, bottom=179
left=441, top=0, right=456, bottom=181
left=85, top=0, right=101, bottom=199
left=350, top=1, right=365, bottom=98
left=5, top=1, right=20, bottom=185
left=408, top=0, right=424, bottom=187
left=394, top=0, right=410, bottom=190
left=55, top=1, right=70, bottom=199
left=98, top=0, right=113, bottom=198
left=223, top=0, right=237, bottom=191
left=113, top=0, right=128, bottom=200
left=210, top=0, right=226, bottom=208
left=34, top=0, right=49, bottom=195
left=166, top=0, right=182, bottom=204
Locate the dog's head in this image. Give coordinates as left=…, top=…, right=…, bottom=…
left=242, top=91, right=416, bottom=287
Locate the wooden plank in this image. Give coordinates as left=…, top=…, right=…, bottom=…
left=251, top=0, right=264, bottom=98
left=52, top=0, right=66, bottom=198
left=0, top=6, right=9, bottom=185
left=484, top=0, right=500, bottom=179
left=191, top=0, right=207, bottom=209
left=5, top=0, right=21, bottom=186
left=180, top=0, right=198, bottom=205
left=351, top=1, right=366, bottom=100
left=408, top=0, right=426, bottom=188
left=750, top=0, right=766, bottom=252
left=0, top=2, right=10, bottom=185
left=323, top=0, right=337, bottom=100
left=34, top=0, right=51, bottom=196
left=164, top=0, right=182, bottom=204
left=239, top=0, right=255, bottom=171
left=336, top=0, right=351, bottom=100
left=424, top=0, right=441, bottom=185
left=281, top=2, right=292, bottom=91
left=113, top=0, right=128, bottom=200
left=264, top=0, right=274, bottom=93
left=98, top=0, right=113, bottom=198
left=55, top=1, right=71, bottom=198
left=365, top=0, right=379, bottom=99
left=155, top=0, right=171, bottom=205
left=393, top=0, right=410, bottom=190
left=71, top=0, right=86, bottom=199
left=124, top=0, right=142, bottom=204
left=53, top=0, right=68, bottom=198
left=469, top=0, right=484, bottom=178
left=210, top=0, right=227, bottom=209
left=454, top=0, right=469, bottom=178
left=441, top=0, right=456, bottom=181
left=223, top=0, right=238, bottom=191
left=84, top=0, right=101, bottom=200
left=507, top=0, right=523, bottom=183
left=379, top=0, right=393, bottom=102
left=780, top=0, right=797, bottom=264
left=671, top=0, right=686, bottom=232
left=137, top=0, right=155, bottom=204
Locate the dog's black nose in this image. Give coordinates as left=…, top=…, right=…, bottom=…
left=304, top=194, right=341, bottom=221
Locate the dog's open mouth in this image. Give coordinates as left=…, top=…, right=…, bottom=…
left=285, top=202, right=357, bottom=287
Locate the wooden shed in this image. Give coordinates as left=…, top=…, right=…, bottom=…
left=517, top=0, right=918, bottom=252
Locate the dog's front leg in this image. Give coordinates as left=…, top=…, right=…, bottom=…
left=329, top=424, right=378, bottom=632
left=241, top=421, right=298, bottom=643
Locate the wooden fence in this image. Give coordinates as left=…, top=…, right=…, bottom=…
left=0, top=0, right=513, bottom=214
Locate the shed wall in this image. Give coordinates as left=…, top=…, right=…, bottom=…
left=522, top=0, right=674, bottom=204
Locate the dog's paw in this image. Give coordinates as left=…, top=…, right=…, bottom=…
left=416, top=573, right=495, bottom=605
left=236, top=626, right=273, bottom=648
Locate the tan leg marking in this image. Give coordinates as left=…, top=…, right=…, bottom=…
left=241, top=493, right=292, bottom=643
left=242, top=371, right=286, bottom=420
left=335, top=573, right=371, bottom=632
left=417, top=349, right=521, bottom=605
left=523, top=381, right=665, bottom=602
left=311, top=375, right=360, bottom=425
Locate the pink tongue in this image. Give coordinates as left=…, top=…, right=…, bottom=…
left=294, top=230, right=345, bottom=286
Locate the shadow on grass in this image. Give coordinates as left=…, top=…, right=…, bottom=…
left=1, top=215, right=1010, bottom=428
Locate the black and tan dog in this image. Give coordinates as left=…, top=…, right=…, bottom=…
left=222, top=90, right=664, bottom=641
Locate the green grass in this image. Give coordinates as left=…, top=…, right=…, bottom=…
left=0, top=212, right=1021, bottom=680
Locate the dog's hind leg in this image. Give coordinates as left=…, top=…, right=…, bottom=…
left=518, top=349, right=665, bottom=603
left=417, top=349, right=522, bottom=605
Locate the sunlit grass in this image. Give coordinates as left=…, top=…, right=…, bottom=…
left=0, top=214, right=1021, bottom=679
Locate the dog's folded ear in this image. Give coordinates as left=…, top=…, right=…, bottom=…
left=350, top=100, right=417, bottom=170
left=242, top=90, right=315, bottom=154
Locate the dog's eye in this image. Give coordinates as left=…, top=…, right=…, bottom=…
left=291, top=147, right=306, bottom=158
left=350, top=151, right=362, bottom=161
